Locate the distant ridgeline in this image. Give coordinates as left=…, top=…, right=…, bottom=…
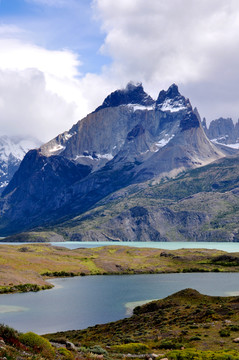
left=201, top=115, right=239, bottom=147
left=1, top=82, right=239, bottom=243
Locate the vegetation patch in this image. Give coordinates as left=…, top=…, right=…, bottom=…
left=111, top=342, right=149, bottom=354
left=20, top=331, right=55, bottom=358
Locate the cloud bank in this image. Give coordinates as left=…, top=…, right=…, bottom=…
left=93, top=0, right=239, bottom=122
left=1, top=0, right=239, bottom=142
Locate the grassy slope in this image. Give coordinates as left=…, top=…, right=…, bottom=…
left=1, top=244, right=239, bottom=292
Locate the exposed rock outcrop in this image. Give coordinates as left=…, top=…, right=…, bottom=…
left=0, top=83, right=231, bottom=235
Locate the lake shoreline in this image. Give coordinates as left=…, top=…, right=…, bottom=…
left=1, top=243, right=239, bottom=295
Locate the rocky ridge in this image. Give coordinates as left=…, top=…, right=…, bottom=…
left=0, top=83, right=233, bottom=236
left=0, top=135, right=41, bottom=192
left=202, top=117, right=239, bottom=148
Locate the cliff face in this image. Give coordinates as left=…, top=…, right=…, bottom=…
left=203, top=117, right=239, bottom=146
left=0, top=83, right=229, bottom=236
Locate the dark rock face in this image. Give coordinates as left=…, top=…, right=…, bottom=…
left=203, top=117, right=239, bottom=145
left=156, top=83, right=180, bottom=103
left=127, top=124, right=145, bottom=140
left=0, top=150, right=91, bottom=233
left=0, top=83, right=226, bottom=236
left=180, top=112, right=200, bottom=131
left=95, top=82, right=154, bottom=112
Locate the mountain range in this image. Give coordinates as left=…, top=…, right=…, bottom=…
left=0, top=136, right=41, bottom=193
left=1, top=82, right=239, bottom=241
left=202, top=117, right=239, bottom=147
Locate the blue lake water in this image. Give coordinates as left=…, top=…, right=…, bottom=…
left=51, top=241, right=239, bottom=252
left=2, top=241, right=239, bottom=252
left=1, top=273, right=239, bottom=335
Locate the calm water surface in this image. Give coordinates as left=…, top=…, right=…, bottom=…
left=52, top=241, right=239, bottom=252
left=0, top=273, right=239, bottom=335
left=2, top=241, right=239, bottom=252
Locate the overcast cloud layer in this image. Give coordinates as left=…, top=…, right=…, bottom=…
left=1, top=0, right=239, bottom=141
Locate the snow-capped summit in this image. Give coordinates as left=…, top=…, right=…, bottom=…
left=1, top=82, right=231, bottom=235
left=156, top=83, right=191, bottom=113
left=95, top=82, right=155, bottom=112
left=0, top=135, right=41, bottom=191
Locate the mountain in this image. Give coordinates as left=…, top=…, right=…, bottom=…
left=0, top=136, right=42, bottom=193
left=48, top=154, right=239, bottom=243
left=0, top=83, right=234, bottom=236
left=203, top=117, right=239, bottom=148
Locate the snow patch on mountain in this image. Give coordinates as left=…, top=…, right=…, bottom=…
left=159, top=99, right=187, bottom=112
left=211, top=138, right=239, bottom=149
left=0, top=135, right=41, bottom=192
left=49, top=144, right=65, bottom=153
left=75, top=152, right=113, bottom=161
left=154, top=134, right=175, bottom=150
left=127, top=104, right=155, bottom=112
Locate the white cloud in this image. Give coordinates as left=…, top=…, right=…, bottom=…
left=0, top=38, right=80, bottom=79
left=0, top=32, right=91, bottom=142
left=0, top=69, right=78, bottom=142
left=92, top=0, right=239, bottom=121
left=1, top=0, right=239, bottom=144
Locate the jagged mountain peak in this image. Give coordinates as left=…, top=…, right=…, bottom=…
left=156, top=83, right=191, bottom=113
left=166, top=83, right=180, bottom=98
left=94, top=82, right=155, bottom=112
left=0, top=81, right=233, bottom=236
left=0, top=135, right=42, bottom=192
left=157, top=83, right=180, bottom=103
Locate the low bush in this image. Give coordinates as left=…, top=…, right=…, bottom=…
left=19, top=331, right=55, bottom=358
left=189, top=336, right=201, bottom=341
left=89, top=345, right=108, bottom=355
left=219, top=329, right=231, bottom=337
left=111, top=342, right=149, bottom=354
left=58, top=347, right=74, bottom=359
left=158, top=339, right=183, bottom=350
left=168, top=349, right=239, bottom=360
left=0, top=324, right=19, bottom=344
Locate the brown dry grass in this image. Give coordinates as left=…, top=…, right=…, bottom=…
left=0, top=244, right=237, bottom=292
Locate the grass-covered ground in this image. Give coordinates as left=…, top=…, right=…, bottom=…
left=0, top=244, right=239, bottom=293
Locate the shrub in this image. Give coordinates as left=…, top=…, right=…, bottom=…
left=0, top=324, right=19, bottom=344
left=230, top=325, right=239, bottom=331
left=158, top=339, right=183, bottom=350
left=167, top=349, right=239, bottom=360
left=19, top=331, right=55, bottom=358
left=219, top=329, right=231, bottom=337
left=58, top=347, right=74, bottom=360
left=189, top=336, right=201, bottom=341
left=89, top=345, right=108, bottom=355
left=111, top=342, right=149, bottom=354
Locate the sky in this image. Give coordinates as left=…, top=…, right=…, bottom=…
left=1, top=0, right=239, bottom=142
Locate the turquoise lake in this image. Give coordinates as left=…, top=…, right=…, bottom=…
left=1, top=273, right=239, bottom=335
left=50, top=241, right=239, bottom=252
left=2, top=241, right=239, bottom=252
